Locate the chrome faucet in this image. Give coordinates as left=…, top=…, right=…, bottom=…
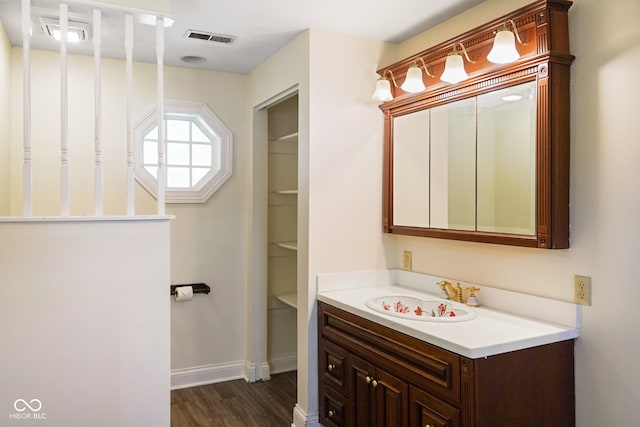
left=437, top=280, right=463, bottom=303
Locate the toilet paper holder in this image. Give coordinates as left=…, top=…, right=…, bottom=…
left=170, top=283, right=210, bottom=296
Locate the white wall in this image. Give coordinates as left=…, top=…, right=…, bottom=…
left=383, top=0, right=640, bottom=425
left=6, top=49, right=250, bottom=382
left=247, top=31, right=311, bottom=418
left=305, top=30, right=395, bottom=422
left=0, top=22, right=10, bottom=215
left=0, top=218, right=170, bottom=427
left=247, top=29, right=395, bottom=425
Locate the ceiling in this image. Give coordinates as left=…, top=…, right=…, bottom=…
left=0, top=0, right=484, bottom=74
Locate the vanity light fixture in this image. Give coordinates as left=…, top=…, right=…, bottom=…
left=40, top=17, right=91, bottom=43
left=440, top=42, right=475, bottom=84
left=400, top=57, right=435, bottom=93
left=372, top=69, right=398, bottom=103
left=487, top=19, right=524, bottom=64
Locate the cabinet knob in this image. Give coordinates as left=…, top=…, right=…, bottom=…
left=365, top=376, right=379, bottom=387
left=328, top=410, right=335, bottom=418
left=327, top=363, right=335, bottom=372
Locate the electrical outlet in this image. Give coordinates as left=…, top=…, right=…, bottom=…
left=402, top=251, right=412, bottom=271
left=574, top=275, right=591, bottom=305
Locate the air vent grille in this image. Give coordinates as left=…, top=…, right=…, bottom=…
left=184, top=30, right=236, bottom=44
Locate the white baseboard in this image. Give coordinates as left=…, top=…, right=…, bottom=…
left=260, top=361, right=271, bottom=380
left=292, top=403, right=321, bottom=427
left=171, top=361, right=245, bottom=390
left=269, top=352, right=297, bottom=375
left=245, top=360, right=257, bottom=383
left=172, top=354, right=297, bottom=390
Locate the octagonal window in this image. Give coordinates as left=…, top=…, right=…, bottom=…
left=134, top=101, right=233, bottom=203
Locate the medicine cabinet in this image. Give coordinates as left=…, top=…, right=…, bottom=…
left=380, top=0, right=573, bottom=248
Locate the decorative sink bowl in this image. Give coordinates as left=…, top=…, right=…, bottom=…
left=365, top=295, right=477, bottom=322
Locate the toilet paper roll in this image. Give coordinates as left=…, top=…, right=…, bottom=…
left=174, top=286, right=193, bottom=302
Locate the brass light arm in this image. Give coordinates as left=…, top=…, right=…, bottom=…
left=416, top=57, right=435, bottom=77
left=504, top=19, right=525, bottom=44
left=381, top=69, right=399, bottom=87
left=454, top=41, right=476, bottom=63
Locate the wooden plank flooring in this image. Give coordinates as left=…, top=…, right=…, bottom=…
left=171, top=371, right=297, bottom=426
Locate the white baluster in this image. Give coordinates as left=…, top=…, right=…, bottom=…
left=60, top=3, right=70, bottom=216
left=125, top=14, right=134, bottom=215
left=21, top=0, right=32, bottom=216
left=93, top=9, right=103, bottom=216
left=156, top=17, right=166, bottom=215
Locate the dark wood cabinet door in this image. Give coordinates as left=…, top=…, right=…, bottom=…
left=375, top=368, right=409, bottom=427
left=410, top=386, right=461, bottom=427
left=347, top=353, right=376, bottom=427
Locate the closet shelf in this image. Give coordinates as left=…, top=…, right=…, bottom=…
left=276, top=292, right=297, bottom=309
left=276, top=241, right=298, bottom=251
left=269, top=132, right=298, bottom=143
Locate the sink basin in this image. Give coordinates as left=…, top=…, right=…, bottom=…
left=365, top=295, right=477, bottom=322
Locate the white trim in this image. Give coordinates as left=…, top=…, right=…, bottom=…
left=0, top=215, right=173, bottom=223
left=269, top=353, right=297, bottom=375
left=170, top=361, right=246, bottom=390
left=260, top=361, right=271, bottom=381
left=254, top=84, right=299, bottom=111
left=292, top=404, right=321, bottom=427
left=134, top=100, right=234, bottom=204
left=244, top=360, right=257, bottom=383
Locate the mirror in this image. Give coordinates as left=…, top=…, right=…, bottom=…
left=394, top=81, right=537, bottom=235
left=380, top=0, right=572, bottom=248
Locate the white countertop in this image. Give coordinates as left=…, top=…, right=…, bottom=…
left=317, top=271, right=580, bottom=359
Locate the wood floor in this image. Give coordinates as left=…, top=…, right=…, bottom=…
left=171, top=371, right=297, bottom=427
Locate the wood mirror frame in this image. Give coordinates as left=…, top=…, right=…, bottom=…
left=380, top=0, right=574, bottom=248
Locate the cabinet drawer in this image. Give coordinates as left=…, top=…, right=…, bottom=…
left=410, top=386, right=461, bottom=427
left=320, top=339, right=347, bottom=394
left=320, top=386, right=348, bottom=427
left=319, top=302, right=461, bottom=404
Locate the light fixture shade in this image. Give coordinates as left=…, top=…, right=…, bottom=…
left=400, top=64, right=426, bottom=93
left=487, top=29, right=520, bottom=64
left=440, top=53, right=468, bottom=84
left=371, top=78, right=393, bottom=103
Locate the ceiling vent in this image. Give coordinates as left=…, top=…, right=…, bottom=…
left=184, top=30, right=236, bottom=44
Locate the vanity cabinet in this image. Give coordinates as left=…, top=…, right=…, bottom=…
left=318, top=302, right=575, bottom=427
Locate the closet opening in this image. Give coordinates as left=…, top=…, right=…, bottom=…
left=266, top=94, right=299, bottom=375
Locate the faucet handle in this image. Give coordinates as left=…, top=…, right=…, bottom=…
left=465, top=286, right=480, bottom=307
left=466, top=286, right=480, bottom=297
